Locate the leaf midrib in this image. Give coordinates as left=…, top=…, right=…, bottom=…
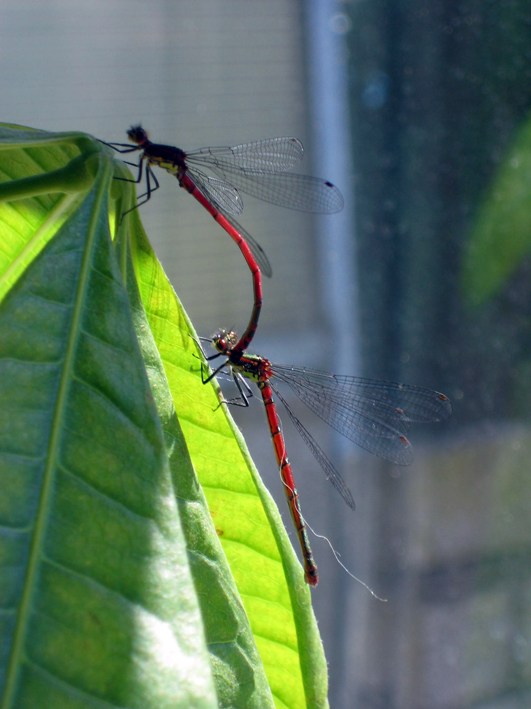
left=1, top=158, right=112, bottom=708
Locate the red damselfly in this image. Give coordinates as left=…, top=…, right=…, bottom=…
left=106, top=126, right=343, bottom=276
left=197, top=330, right=452, bottom=586
left=104, top=126, right=344, bottom=353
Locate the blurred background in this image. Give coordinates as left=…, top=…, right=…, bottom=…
left=3, top=1, right=531, bottom=707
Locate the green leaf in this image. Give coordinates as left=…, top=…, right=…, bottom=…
left=116, top=221, right=276, bottom=709
left=0, top=129, right=218, bottom=708
left=0, top=125, right=330, bottom=709
left=128, top=216, right=329, bottom=709
left=462, top=118, right=531, bottom=305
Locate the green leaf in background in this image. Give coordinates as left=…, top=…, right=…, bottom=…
left=0, top=125, right=329, bottom=709
left=462, top=117, right=531, bottom=305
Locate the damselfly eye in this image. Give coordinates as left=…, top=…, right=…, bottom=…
left=127, top=125, right=148, bottom=145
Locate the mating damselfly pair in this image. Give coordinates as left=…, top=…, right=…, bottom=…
left=105, top=126, right=452, bottom=586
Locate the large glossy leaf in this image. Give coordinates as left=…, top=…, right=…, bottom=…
left=0, top=128, right=218, bottom=708
left=0, top=125, right=329, bottom=709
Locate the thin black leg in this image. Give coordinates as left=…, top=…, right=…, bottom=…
left=114, top=156, right=144, bottom=185
left=189, top=334, right=220, bottom=362
left=220, top=372, right=252, bottom=407
left=201, top=358, right=230, bottom=385
left=118, top=165, right=161, bottom=220
left=99, top=140, right=140, bottom=154
left=135, top=165, right=160, bottom=205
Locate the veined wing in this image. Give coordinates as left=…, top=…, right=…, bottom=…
left=186, top=137, right=304, bottom=173
left=272, top=382, right=355, bottom=509
left=186, top=170, right=272, bottom=276
left=221, top=213, right=273, bottom=278
left=271, top=364, right=452, bottom=465
left=204, top=169, right=344, bottom=214
left=187, top=167, right=244, bottom=216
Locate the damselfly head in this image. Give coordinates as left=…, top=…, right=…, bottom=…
left=212, top=329, right=238, bottom=354
left=127, top=125, right=149, bottom=146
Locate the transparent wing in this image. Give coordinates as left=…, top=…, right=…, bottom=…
left=186, top=136, right=343, bottom=213
left=188, top=168, right=244, bottom=216
left=204, top=169, right=344, bottom=214
left=271, top=382, right=356, bottom=509
left=221, top=213, right=273, bottom=278
left=271, top=365, right=452, bottom=465
left=186, top=169, right=273, bottom=276
left=186, top=136, right=304, bottom=173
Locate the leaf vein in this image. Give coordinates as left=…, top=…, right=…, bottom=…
left=57, top=461, right=155, bottom=524
left=41, top=556, right=146, bottom=614
left=24, top=659, right=129, bottom=709
left=70, top=374, right=149, bottom=441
